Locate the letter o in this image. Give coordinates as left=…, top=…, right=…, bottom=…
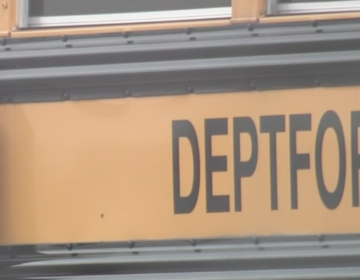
left=315, top=111, right=346, bottom=210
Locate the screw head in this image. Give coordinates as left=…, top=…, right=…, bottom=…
left=249, top=82, right=256, bottom=91
left=318, top=235, right=324, bottom=242
left=247, top=24, right=254, bottom=32
left=124, top=89, right=131, bottom=97
left=63, top=92, right=69, bottom=100
left=311, top=20, right=318, bottom=28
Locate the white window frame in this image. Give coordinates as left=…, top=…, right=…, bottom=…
left=17, top=0, right=231, bottom=29
left=267, top=0, right=360, bottom=15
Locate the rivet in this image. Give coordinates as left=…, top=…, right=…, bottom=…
left=249, top=82, right=256, bottom=91
left=125, top=89, right=131, bottom=97
left=128, top=241, right=134, bottom=249
left=311, top=20, right=318, bottom=28
left=185, top=28, right=192, bottom=35
left=63, top=92, right=69, bottom=100
left=67, top=244, right=73, bottom=251
left=123, top=32, right=130, bottom=38
left=253, top=237, right=260, bottom=245
left=61, top=35, right=68, bottom=42
left=187, top=86, right=193, bottom=93
left=190, top=239, right=196, bottom=247
left=247, top=24, right=254, bottom=32
left=0, top=38, right=6, bottom=46
left=314, top=79, right=321, bottom=86
left=318, top=235, right=324, bottom=242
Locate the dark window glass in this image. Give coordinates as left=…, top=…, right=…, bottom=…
left=29, top=0, right=231, bottom=17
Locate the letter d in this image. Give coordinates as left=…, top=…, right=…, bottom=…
left=172, top=120, right=200, bottom=214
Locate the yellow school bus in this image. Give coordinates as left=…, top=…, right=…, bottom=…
left=1, top=0, right=360, bottom=279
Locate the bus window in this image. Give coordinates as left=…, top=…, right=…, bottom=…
left=18, top=0, right=231, bottom=28
left=267, top=0, right=360, bottom=15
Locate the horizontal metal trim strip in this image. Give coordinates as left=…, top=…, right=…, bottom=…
left=1, top=71, right=360, bottom=103
left=17, top=267, right=360, bottom=280
left=5, top=19, right=360, bottom=55
left=25, top=234, right=360, bottom=255
left=2, top=31, right=360, bottom=61
left=36, top=239, right=360, bottom=256
left=4, top=236, right=360, bottom=278
left=1, top=50, right=360, bottom=83
left=2, top=31, right=360, bottom=69
left=0, top=27, right=360, bottom=55
left=15, top=247, right=360, bottom=267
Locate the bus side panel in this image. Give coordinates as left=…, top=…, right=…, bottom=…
left=0, top=87, right=359, bottom=245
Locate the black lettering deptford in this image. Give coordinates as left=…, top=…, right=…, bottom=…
left=172, top=111, right=360, bottom=214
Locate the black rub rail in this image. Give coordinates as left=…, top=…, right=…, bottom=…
left=1, top=234, right=360, bottom=279
left=1, top=18, right=360, bottom=102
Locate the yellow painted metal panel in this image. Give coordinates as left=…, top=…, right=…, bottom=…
left=232, top=0, right=262, bottom=22
left=1, top=87, right=360, bottom=245
left=0, top=0, right=16, bottom=34
left=0, top=1, right=10, bottom=34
